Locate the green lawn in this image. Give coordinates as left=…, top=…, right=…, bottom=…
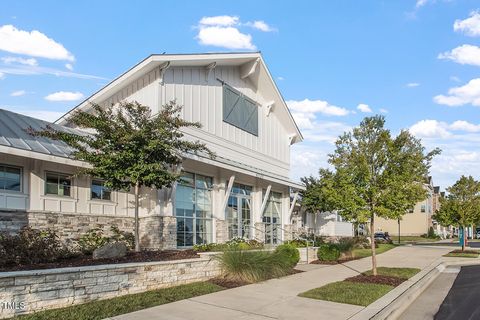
left=299, top=281, right=394, bottom=306
left=11, top=282, right=224, bottom=320
left=362, top=267, right=420, bottom=279
left=352, top=244, right=396, bottom=258
left=299, top=267, right=419, bottom=307
left=444, top=250, right=480, bottom=258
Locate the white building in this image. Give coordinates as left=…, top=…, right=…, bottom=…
left=0, top=52, right=305, bottom=249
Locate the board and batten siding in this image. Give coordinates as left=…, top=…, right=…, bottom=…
left=100, top=65, right=291, bottom=178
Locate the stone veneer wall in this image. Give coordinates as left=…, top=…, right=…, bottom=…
left=1, top=211, right=176, bottom=250
left=0, top=210, right=27, bottom=235
left=215, top=219, right=228, bottom=243
left=0, top=257, right=221, bottom=319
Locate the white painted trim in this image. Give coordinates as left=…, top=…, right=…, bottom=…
left=260, top=185, right=271, bottom=214
left=289, top=191, right=299, bottom=216
left=220, top=175, right=235, bottom=216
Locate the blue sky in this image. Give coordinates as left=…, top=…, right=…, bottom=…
left=1, top=1, right=480, bottom=189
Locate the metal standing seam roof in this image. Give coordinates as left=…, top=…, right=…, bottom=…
left=0, top=108, right=87, bottom=159
left=0, top=108, right=304, bottom=188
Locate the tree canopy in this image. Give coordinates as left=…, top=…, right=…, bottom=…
left=434, top=175, right=480, bottom=249
left=29, top=101, right=213, bottom=250
left=301, top=115, right=440, bottom=274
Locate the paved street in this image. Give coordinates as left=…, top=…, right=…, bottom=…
left=109, top=246, right=452, bottom=320
left=434, top=265, right=480, bottom=320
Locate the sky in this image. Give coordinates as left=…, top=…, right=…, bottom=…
left=1, top=0, right=480, bottom=189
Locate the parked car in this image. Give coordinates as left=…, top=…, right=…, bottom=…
left=374, top=232, right=393, bottom=244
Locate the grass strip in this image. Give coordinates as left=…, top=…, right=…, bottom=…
left=11, top=282, right=224, bottom=320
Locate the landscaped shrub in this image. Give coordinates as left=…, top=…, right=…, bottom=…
left=333, top=237, right=355, bottom=254
left=353, top=236, right=371, bottom=249
left=77, top=226, right=135, bottom=254
left=216, top=248, right=291, bottom=283
left=317, top=244, right=341, bottom=261
left=78, top=228, right=110, bottom=254
left=193, top=239, right=264, bottom=252
left=284, top=239, right=308, bottom=248
left=275, top=243, right=300, bottom=267
left=0, top=227, right=67, bottom=267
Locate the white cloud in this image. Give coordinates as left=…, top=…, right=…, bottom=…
left=0, top=72, right=4, bottom=80
left=247, top=20, right=276, bottom=32
left=406, top=82, right=420, bottom=87
left=287, top=99, right=350, bottom=118
left=44, top=91, right=84, bottom=102
left=10, top=90, right=26, bottom=97
left=357, top=103, right=372, bottom=113
left=450, top=76, right=461, bottom=82
left=438, top=44, right=480, bottom=66
left=197, top=26, right=255, bottom=50
left=449, top=120, right=480, bottom=132
left=0, top=64, right=105, bottom=80
left=199, top=16, right=239, bottom=26
left=454, top=11, right=480, bottom=37
left=416, top=0, right=429, bottom=8
left=1, top=56, right=38, bottom=66
left=65, top=63, right=73, bottom=71
left=196, top=15, right=274, bottom=50
left=434, top=78, right=480, bottom=107
left=379, top=108, right=388, bottom=114
left=0, top=25, right=74, bottom=61
left=277, top=76, right=284, bottom=81
left=0, top=105, right=65, bottom=122
left=409, top=119, right=451, bottom=138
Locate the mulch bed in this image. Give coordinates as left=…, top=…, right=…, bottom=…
left=209, top=269, right=305, bottom=289
left=0, top=250, right=199, bottom=272
left=311, top=257, right=360, bottom=265
left=345, top=274, right=406, bottom=287
left=450, top=249, right=480, bottom=254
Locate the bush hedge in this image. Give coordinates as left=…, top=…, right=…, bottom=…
left=275, top=243, right=300, bottom=267
left=317, top=244, right=341, bottom=261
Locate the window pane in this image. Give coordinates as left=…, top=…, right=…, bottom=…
left=91, top=184, right=102, bottom=199
left=46, top=175, right=58, bottom=185
left=4, top=179, right=20, bottom=191
left=102, top=189, right=111, bottom=201
left=45, top=183, right=58, bottom=195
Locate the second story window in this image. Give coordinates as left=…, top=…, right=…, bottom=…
left=223, top=84, right=259, bottom=136
left=0, top=165, right=21, bottom=192
left=91, top=179, right=111, bottom=201
left=45, top=172, right=71, bottom=197
left=421, top=204, right=426, bottom=213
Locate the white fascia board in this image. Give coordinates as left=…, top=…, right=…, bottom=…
left=0, top=145, right=90, bottom=168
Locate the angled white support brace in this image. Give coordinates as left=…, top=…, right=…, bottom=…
left=221, top=175, right=235, bottom=214
left=158, top=61, right=170, bottom=85
left=264, top=101, right=275, bottom=117
left=240, top=58, right=260, bottom=79
left=205, top=62, right=216, bottom=82
left=260, top=185, right=272, bottom=214
left=288, top=134, right=298, bottom=145
left=289, top=191, right=299, bottom=216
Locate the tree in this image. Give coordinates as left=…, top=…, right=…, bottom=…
left=304, top=116, right=439, bottom=275
left=434, top=175, right=480, bottom=251
left=29, top=101, right=212, bottom=251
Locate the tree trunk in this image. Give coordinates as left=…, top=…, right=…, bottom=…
left=134, top=182, right=140, bottom=252
left=370, top=214, right=377, bottom=276
left=462, top=226, right=466, bottom=251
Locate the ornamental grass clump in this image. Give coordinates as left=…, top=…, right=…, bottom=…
left=216, top=248, right=292, bottom=283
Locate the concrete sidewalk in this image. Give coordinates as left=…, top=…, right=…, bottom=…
left=109, top=246, right=452, bottom=320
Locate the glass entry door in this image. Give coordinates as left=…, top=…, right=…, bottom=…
left=263, top=191, right=282, bottom=245
left=226, top=183, right=252, bottom=239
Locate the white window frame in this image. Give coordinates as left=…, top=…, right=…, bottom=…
left=44, top=171, right=72, bottom=198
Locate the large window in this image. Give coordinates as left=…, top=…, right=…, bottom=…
left=223, top=84, right=258, bottom=136
left=226, top=183, right=252, bottom=239
left=0, top=165, right=21, bottom=192
left=45, top=172, right=71, bottom=197
left=91, top=179, right=111, bottom=201
left=263, top=191, right=282, bottom=245
left=175, top=172, right=213, bottom=247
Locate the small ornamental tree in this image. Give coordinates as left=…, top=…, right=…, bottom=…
left=303, top=116, right=439, bottom=275
left=434, top=175, right=480, bottom=251
left=29, top=101, right=213, bottom=252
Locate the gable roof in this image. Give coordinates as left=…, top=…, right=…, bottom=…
left=55, top=52, right=303, bottom=143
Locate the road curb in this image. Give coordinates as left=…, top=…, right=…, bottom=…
left=348, top=258, right=480, bottom=320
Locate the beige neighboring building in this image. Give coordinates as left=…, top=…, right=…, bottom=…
left=375, top=177, right=434, bottom=236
